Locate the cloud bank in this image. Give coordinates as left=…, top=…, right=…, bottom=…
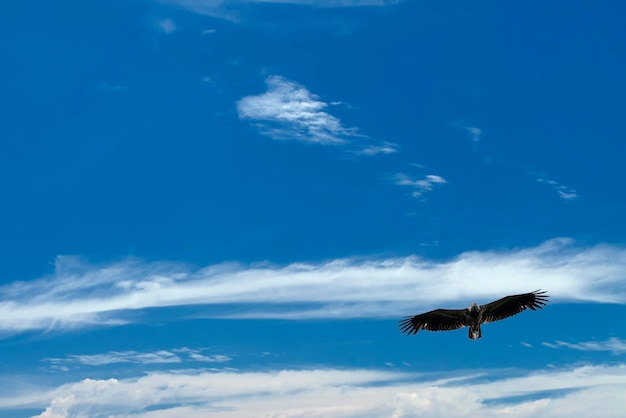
left=0, top=239, right=625, bottom=332
left=3, top=364, right=623, bottom=417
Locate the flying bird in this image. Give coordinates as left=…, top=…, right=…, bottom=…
left=399, top=290, right=549, bottom=340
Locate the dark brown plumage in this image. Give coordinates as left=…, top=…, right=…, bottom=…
left=398, top=290, right=549, bottom=340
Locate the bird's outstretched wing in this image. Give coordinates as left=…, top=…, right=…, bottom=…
left=399, top=308, right=468, bottom=335
left=481, top=290, right=549, bottom=323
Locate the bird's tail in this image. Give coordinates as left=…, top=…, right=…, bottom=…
left=468, top=325, right=481, bottom=340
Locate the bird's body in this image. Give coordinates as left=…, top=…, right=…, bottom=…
left=399, top=290, right=549, bottom=340
left=466, top=302, right=482, bottom=340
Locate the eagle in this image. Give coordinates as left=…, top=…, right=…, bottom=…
left=398, top=290, right=549, bottom=340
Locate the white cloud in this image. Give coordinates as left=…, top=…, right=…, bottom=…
left=237, top=76, right=396, bottom=153
left=22, top=369, right=405, bottom=418
left=3, top=364, right=624, bottom=418
left=1, top=239, right=626, bottom=331
left=543, top=338, right=626, bottom=354
left=393, top=173, right=447, bottom=197
left=237, top=76, right=357, bottom=145
left=536, top=177, right=577, bottom=200
left=35, top=394, right=74, bottom=418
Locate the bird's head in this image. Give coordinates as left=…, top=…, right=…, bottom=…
left=468, top=302, right=480, bottom=312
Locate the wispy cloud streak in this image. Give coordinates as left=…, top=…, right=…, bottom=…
left=454, top=121, right=483, bottom=142
left=543, top=338, right=626, bottom=355
left=465, top=126, right=482, bottom=142
left=393, top=173, right=447, bottom=197
left=537, top=176, right=577, bottom=200
left=0, top=239, right=625, bottom=331
left=349, top=142, right=398, bottom=156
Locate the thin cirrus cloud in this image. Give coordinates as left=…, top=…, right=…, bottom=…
left=542, top=338, right=626, bottom=355
left=158, top=0, right=401, bottom=20
left=393, top=173, right=447, bottom=197
left=348, top=142, right=398, bottom=156
left=4, top=364, right=625, bottom=417
left=1, top=239, right=626, bottom=332
left=237, top=75, right=397, bottom=154
left=45, top=348, right=231, bottom=367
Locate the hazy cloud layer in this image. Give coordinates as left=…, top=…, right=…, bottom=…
left=158, top=0, right=401, bottom=20
left=157, top=18, right=177, bottom=34
left=0, top=239, right=625, bottom=332
left=3, top=364, right=623, bottom=417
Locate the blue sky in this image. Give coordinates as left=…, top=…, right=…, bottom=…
left=1, top=0, right=626, bottom=416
